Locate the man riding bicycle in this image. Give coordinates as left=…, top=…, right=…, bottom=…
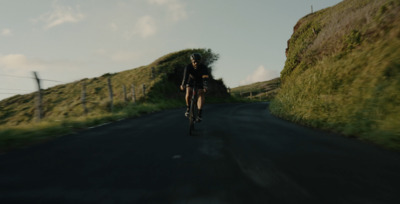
left=180, top=53, right=209, bottom=122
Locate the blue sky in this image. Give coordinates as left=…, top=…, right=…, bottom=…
left=0, top=0, right=342, bottom=101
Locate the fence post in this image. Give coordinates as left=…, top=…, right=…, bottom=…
left=250, top=92, right=253, bottom=99
left=33, top=71, right=43, bottom=122
left=142, top=84, right=146, bottom=99
left=131, top=84, right=136, bottom=103
left=107, top=77, right=113, bottom=112
left=151, top=67, right=156, bottom=79
left=123, top=84, right=127, bottom=102
left=81, top=81, right=88, bottom=115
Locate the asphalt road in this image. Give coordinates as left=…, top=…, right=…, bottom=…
left=1, top=102, right=400, bottom=204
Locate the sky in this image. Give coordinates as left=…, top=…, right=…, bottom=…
left=0, top=0, right=343, bottom=101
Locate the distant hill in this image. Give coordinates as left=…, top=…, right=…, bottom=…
left=230, top=78, right=280, bottom=100
left=0, top=49, right=229, bottom=126
left=270, top=0, right=400, bottom=149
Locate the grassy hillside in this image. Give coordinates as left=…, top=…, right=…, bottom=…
left=0, top=48, right=230, bottom=151
left=270, top=0, right=400, bottom=150
left=0, top=48, right=227, bottom=125
left=231, top=78, right=281, bottom=100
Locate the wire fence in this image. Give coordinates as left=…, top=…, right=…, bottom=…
left=231, top=88, right=279, bottom=101
left=235, top=91, right=266, bottom=101
left=0, top=74, right=63, bottom=96
left=1, top=68, right=158, bottom=122
left=0, top=74, right=64, bottom=82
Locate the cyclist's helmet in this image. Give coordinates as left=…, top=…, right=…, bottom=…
left=190, top=53, right=202, bottom=61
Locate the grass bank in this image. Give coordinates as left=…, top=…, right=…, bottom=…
left=0, top=48, right=233, bottom=152
left=0, top=95, right=246, bottom=152
left=270, top=0, right=400, bottom=150
left=231, top=78, right=281, bottom=101
left=0, top=99, right=182, bottom=152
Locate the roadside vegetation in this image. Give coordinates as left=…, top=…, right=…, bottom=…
left=270, top=0, right=400, bottom=150
left=230, top=78, right=280, bottom=101
left=0, top=48, right=233, bottom=152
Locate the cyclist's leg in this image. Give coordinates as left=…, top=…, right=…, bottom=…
left=185, top=86, right=193, bottom=107
left=185, top=80, right=194, bottom=107
left=185, top=86, right=193, bottom=116
left=197, top=81, right=205, bottom=110
left=197, top=84, right=205, bottom=121
left=197, top=89, right=205, bottom=110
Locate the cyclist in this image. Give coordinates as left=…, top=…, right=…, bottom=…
left=180, top=53, right=209, bottom=122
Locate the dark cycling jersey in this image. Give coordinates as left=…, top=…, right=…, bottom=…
left=181, top=63, right=209, bottom=88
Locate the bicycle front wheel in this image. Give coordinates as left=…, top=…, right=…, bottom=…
left=189, top=98, right=196, bottom=135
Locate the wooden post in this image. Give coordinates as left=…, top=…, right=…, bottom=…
left=81, top=81, right=88, bottom=115
left=107, top=77, right=113, bottom=112
left=131, top=84, right=136, bottom=103
left=123, top=85, right=127, bottom=102
left=151, top=67, right=156, bottom=79
left=311, top=5, right=313, bottom=13
left=142, top=84, right=146, bottom=98
left=33, top=72, right=43, bottom=122
left=250, top=92, right=253, bottom=99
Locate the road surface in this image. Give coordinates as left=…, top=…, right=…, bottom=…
left=1, top=103, right=400, bottom=203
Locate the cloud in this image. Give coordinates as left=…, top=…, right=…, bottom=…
left=0, top=54, right=84, bottom=99
left=239, top=65, right=279, bottom=86
left=109, top=23, right=118, bottom=32
left=116, top=0, right=186, bottom=39
left=32, top=1, right=85, bottom=29
left=1, top=29, right=12, bottom=36
left=136, top=15, right=157, bottom=38
left=94, top=49, right=107, bottom=56
left=125, top=15, right=157, bottom=39
left=148, top=0, right=187, bottom=21
left=0, top=54, right=46, bottom=74
left=0, top=54, right=82, bottom=76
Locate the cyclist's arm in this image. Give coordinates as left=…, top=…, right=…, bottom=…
left=181, top=65, right=189, bottom=89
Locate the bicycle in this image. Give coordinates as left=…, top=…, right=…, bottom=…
left=188, top=82, right=199, bottom=135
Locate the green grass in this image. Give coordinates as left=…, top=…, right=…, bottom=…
left=0, top=48, right=232, bottom=152
left=0, top=95, right=247, bottom=152
left=0, top=100, right=183, bottom=152
left=0, top=48, right=222, bottom=126
left=231, top=78, right=281, bottom=101
left=270, top=0, right=400, bottom=150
